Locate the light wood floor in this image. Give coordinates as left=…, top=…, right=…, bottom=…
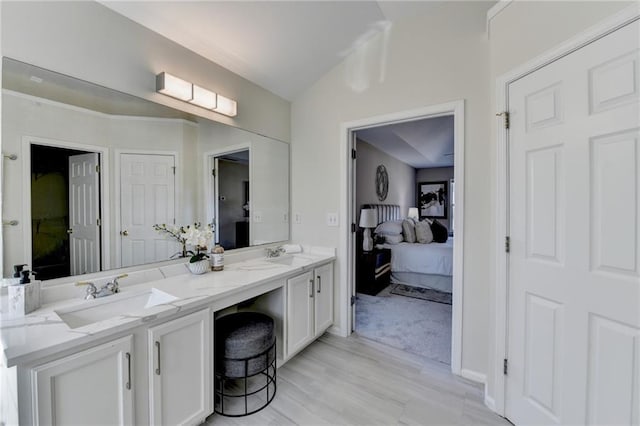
left=206, top=333, right=511, bottom=425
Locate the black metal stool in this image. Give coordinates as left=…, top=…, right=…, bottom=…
left=214, top=312, right=276, bottom=417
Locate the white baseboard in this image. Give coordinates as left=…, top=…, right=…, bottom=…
left=460, top=368, right=487, bottom=384
left=484, top=393, right=496, bottom=411
left=327, top=325, right=347, bottom=337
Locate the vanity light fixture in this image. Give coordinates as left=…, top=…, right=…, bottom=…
left=190, top=84, right=217, bottom=109
left=156, top=72, right=238, bottom=117
left=213, top=94, right=238, bottom=117
left=156, top=72, right=192, bottom=101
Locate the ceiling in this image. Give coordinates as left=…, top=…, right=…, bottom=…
left=99, top=1, right=448, bottom=100
left=356, top=115, right=454, bottom=169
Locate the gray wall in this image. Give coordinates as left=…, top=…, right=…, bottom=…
left=416, top=166, right=454, bottom=229
left=356, top=139, right=416, bottom=220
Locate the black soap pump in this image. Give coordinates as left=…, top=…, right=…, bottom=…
left=20, top=270, right=31, bottom=284
left=13, top=264, right=27, bottom=278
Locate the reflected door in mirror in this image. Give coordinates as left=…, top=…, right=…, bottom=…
left=120, top=154, right=176, bottom=267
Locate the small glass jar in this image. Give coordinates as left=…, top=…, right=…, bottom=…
left=211, top=245, right=224, bottom=271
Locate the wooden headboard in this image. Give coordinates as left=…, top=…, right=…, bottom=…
left=362, top=204, right=401, bottom=225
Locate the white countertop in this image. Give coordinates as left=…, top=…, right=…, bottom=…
left=0, top=250, right=334, bottom=367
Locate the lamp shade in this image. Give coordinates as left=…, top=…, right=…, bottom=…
left=408, top=207, right=419, bottom=220
left=359, top=209, right=378, bottom=228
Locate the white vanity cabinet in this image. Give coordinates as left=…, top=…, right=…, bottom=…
left=286, top=263, right=334, bottom=357
left=148, top=308, right=213, bottom=426
left=31, top=335, right=134, bottom=425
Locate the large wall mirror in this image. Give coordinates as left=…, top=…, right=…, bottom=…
left=2, top=57, right=290, bottom=280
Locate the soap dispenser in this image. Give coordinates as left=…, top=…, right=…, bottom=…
left=8, top=268, right=41, bottom=316
left=1, top=264, right=27, bottom=288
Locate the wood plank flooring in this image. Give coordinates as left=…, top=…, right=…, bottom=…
left=205, top=333, right=511, bottom=425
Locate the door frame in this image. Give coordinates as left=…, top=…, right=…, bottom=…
left=114, top=149, right=179, bottom=269
left=492, top=3, right=640, bottom=416
left=21, top=135, right=111, bottom=274
left=341, top=99, right=465, bottom=376
left=203, top=144, right=252, bottom=245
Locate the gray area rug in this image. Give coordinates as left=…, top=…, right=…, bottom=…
left=390, top=284, right=452, bottom=305
left=355, top=286, right=452, bottom=364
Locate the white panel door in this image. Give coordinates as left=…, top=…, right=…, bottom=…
left=68, top=153, right=101, bottom=275
left=148, top=309, right=213, bottom=426
left=120, top=154, right=176, bottom=267
left=32, top=336, right=134, bottom=426
left=314, top=263, right=334, bottom=335
left=287, top=271, right=315, bottom=356
left=507, top=21, right=639, bottom=425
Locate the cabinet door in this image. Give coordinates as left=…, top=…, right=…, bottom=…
left=314, top=263, right=334, bottom=335
left=286, top=271, right=315, bottom=356
left=148, top=309, right=212, bottom=426
left=32, top=335, right=134, bottom=426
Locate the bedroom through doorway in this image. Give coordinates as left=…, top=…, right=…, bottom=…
left=349, top=107, right=463, bottom=368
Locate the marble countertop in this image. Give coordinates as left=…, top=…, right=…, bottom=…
left=0, top=250, right=335, bottom=367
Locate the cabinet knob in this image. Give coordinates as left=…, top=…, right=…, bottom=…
left=309, top=279, right=314, bottom=298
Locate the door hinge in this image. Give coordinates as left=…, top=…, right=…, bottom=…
left=171, top=166, right=176, bottom=175
left=351, top=223, right=356, bottom=233
left=351, top=149, right=357, bottom=159
left=95, top=164, right=100, bottom=173
left=505, top=236, right=511, bottom=253
left=496, top=111, right=510, bottom=129
left=211, top=168, right=216, bottom=177
left=350, top=295, right=356, bottom=306
left=503, top=358, right=508, bottom=375
left=97, top=218, right=102, bottom=226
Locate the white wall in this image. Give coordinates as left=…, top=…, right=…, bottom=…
left=355, top=140, right=415, bottom=216
left=291, top=1, right=493, bottom=376
left=416, top=166, right=454, bottom=229
left=485, top=0, right=634, bottom=407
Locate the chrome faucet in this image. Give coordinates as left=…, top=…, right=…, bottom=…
left=265, top=246, right=285, bottom=258
left=77, top=274, right=128, bottom=300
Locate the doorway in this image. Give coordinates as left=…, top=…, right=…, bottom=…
left=342, top=100, right=465, bottom=374
left=207, top=148, right=251, bottom=250
left=29, top=144, right=103, bottom=279
left=352, top=116, right=455, bottom=365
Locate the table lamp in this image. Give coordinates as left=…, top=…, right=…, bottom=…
left=359, top=209, right=378, bottom=252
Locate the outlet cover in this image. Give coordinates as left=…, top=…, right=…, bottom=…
left=327, top=212, right=339, bottom=227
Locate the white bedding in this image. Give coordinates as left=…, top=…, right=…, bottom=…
left=378, top=239, right=453, bottom=277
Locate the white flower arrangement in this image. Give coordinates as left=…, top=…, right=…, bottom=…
left=153, top=222, right=214, bottom=262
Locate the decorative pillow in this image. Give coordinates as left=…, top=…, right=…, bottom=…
left=374, top=220, right=403, bottom=236
left=415, top=221, right=434, bottom=244
left=430, top=219, right=449, bottom=243
left=402, top=219, right=416, bottom=243
left=384, top=234, right=404, bottom=245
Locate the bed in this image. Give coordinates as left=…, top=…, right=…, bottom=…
left=363, top=204, right=453, bottom=293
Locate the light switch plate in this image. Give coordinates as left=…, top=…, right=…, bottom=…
left=327, top=212, right=338, bottom=227
left=294, top=212, right=302, bottom=224
left=253, top=211, right=263, bottom=223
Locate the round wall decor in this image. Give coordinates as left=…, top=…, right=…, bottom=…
left=375, top=165, right=389, bottom=201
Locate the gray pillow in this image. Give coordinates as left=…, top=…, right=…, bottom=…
left=384, top=234, right=404, bottom=245
left=402, top=219, right=416, bottom=243
left=374, top=220, right=403, bottom=236
left=415, top=220, right=434, bottom=244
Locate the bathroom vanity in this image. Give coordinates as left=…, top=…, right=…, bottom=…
left=0, top=249, right=335, bottom=425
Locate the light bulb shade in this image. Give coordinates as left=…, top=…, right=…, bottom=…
left=408, top=207, right=419, bottom=220
left=156, top=72, right=193, bottom=101
left=190, top=85, right=217, bottom=109
left=359, top=209, right=378, bottom=228
left=213, top=94, right=238, bottom=117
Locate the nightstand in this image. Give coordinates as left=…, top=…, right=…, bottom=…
left=356, top=248, right=391, bottom=296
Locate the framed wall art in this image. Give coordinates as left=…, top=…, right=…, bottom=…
left=418, top=181, right=447, bottom=219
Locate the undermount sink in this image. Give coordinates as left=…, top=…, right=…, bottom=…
left=55, top=288, right=178, bottom=329
left=266, top=254, right=314, bottom=267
